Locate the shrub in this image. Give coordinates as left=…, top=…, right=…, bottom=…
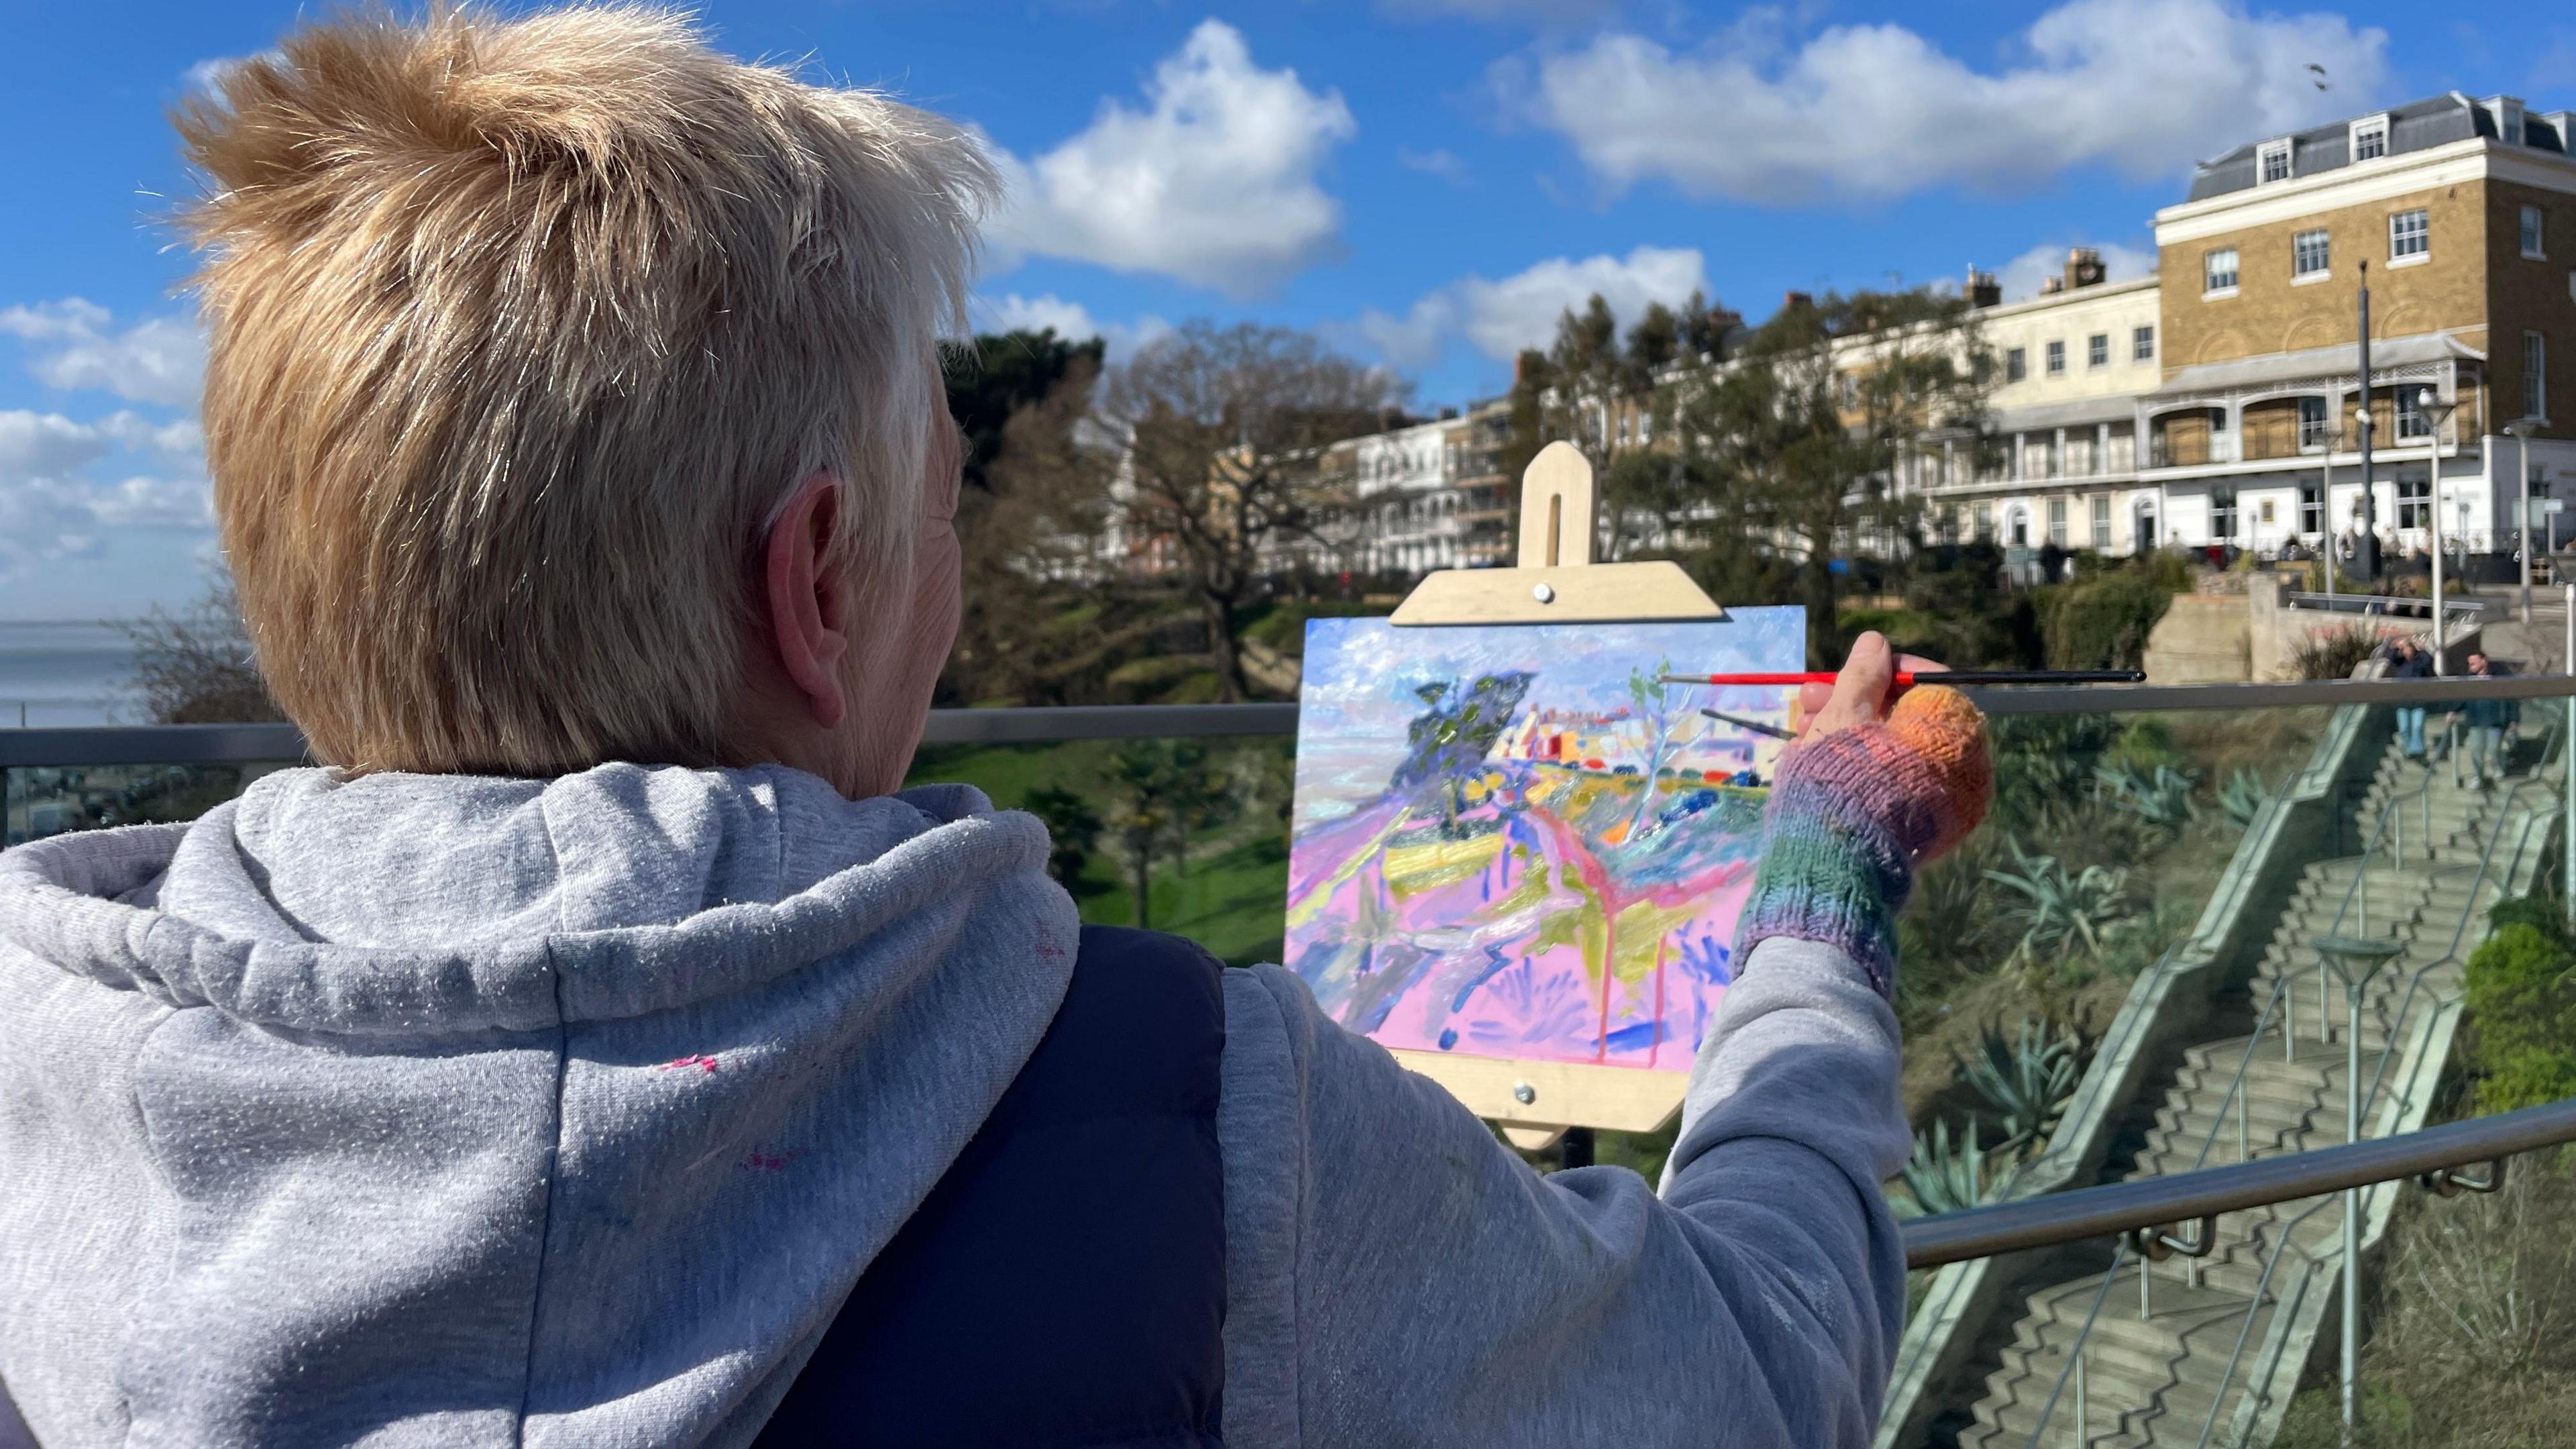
left=2477, top=1051, right=2576, bottom=1115
left=2463, top=924, right=2576, bottom=1061
left=2488, top=894, right=2572, bottom=951
left=2462, top=913, right=2576, bottom=1116
left=2040, top=568, right=2174, bottom=671
left=1989, top=712, right=2123, bottom=826
left=2102, top=716, right=2186, bottom=773
left=2288, top=623, right=2382, bottom=680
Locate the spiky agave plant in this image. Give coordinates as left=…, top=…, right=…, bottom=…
left=1897, top=1114, right=2022, bottom=1218
left=1957, top=1017, right=2083, bottom=1149
left=2218, top=766, right=2271, bottom=829
left=2095, top=759, right=2200, bottom=829
left=1985, top=837, right=2135, bottom=965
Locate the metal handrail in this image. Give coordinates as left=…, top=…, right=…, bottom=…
left=2186, top=752, right=2562, bottom=1446
left=2192, top=746, right=2563, bottom=1445
left=2010, top=753, right=2415, bottom=1449
left=12, top=678, right=2576, bottom=766
left=2002, top=716, right=2561, bottom=1446
left=1902, top=1095, right=2576, bottom=1269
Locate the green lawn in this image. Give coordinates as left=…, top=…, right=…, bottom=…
left=906, top=739, right=1293, bottom=967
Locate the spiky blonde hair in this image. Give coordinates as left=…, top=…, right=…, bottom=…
left=176, top=5, right=996, bottom=774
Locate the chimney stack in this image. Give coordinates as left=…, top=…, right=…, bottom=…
left=1781, top=289, right=1815, bottom=313
left=1965, top=268, right=2000, bottom=308
left=2065, top=246, right=2106, bottom=289
left=2040, top=276, right=2065, bottom=295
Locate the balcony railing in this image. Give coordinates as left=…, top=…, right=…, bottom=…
left=11, top=676, right=2576, bottom=1444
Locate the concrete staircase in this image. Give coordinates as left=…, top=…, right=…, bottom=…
left=1947, top=740, right=2514, bottom=1449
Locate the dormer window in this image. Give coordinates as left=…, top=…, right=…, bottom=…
left=2259, top=138, right=2293, bottom=184
left=2351, top=115, right=2388, bottom=162
left=2489, top=96, right=2526, bottom=146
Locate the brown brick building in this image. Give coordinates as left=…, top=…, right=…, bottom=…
left=2143, top=93, right=2576, bottom=556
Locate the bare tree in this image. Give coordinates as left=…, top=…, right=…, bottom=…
left=123, top=570, right=285, bottom=724
left=1102, top=321, right=1407, bottom=702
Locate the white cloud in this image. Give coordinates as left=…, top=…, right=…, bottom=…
left=975, top=292, right=1175, bottom=360
left=0, top=299, right=207, bottom=407
left=1384, top=0, right=1619, bottom=21
left=1348, top=245, right=1709, bottom=366
left=1397, top=146, right=1470, bottom=182
left=0, top=407, right=211, bottom=579
left=85, top=475, right=215, bottom=529
left=983, top=20, right=1356, bottom=297
left=1519, top=0, right=2390, bottom=204
left=1996, top=240, right=2159, bottom=302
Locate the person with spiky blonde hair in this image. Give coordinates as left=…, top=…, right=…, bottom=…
left=0, top=8, right=1989, bottom=1448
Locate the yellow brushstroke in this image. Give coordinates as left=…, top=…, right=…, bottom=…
left=1613, top=898, right=1703, bottom=985
left=1383, top=833, right=1505, bottom=898
left=1283, top=804, right=1414, bottom=929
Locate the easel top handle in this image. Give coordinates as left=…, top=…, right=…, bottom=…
left=1516, top=442, right=1597, bottom=570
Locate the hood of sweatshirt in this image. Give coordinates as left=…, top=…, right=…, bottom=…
left=0, top=763, right=1079, bottom=1449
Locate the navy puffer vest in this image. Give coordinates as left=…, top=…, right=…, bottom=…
left=752, top=926, right=1228, bottom=1448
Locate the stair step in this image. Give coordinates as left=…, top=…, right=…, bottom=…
left=1931, top=731, right=2545, bottom=1448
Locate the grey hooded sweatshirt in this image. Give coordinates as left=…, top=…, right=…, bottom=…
left=0, top=763, right=1909, bottom=1448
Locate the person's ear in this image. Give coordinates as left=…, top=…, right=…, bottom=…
left=763, top=473, right=851, bottom=729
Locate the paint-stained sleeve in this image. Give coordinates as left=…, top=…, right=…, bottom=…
left=1222, top=936, right=1907, bottom=1449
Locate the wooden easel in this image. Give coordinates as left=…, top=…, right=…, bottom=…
left=1387, top=441, right=1733, bottom=1150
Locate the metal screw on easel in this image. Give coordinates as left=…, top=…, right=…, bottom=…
left=1512, top=1082, right=1536, bottom=1106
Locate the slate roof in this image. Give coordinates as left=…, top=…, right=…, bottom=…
left=2186, top=93, right=2571, bottom=203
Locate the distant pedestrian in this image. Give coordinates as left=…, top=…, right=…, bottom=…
left=2385, top=636, right=2434, bottom=758
left=2457, top=651, right=2520, bottom=788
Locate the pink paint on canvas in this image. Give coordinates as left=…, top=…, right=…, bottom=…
left=1285, top=612, right=1803, bottom=1071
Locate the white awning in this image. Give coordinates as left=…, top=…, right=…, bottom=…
left=1990, top=395, right=2144, bottom=433
left=2148, top=332, right=2484, bottom=398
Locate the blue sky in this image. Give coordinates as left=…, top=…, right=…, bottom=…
left=2, top=0, right=2567, bottom=619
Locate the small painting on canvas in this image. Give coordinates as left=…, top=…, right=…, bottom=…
left=1286, top=610, right=1805, bottom=1071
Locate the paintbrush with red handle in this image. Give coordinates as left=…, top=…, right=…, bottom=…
left=1660, top=669, right=2145, bottom=688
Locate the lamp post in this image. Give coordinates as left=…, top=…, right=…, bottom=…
left=2313, top=933, right=2406, bottom=1446
left=2319, top=421, right=2346, bottom=601
left=2414, top=385, right=2461, bottom=673
left=2506, top=418, right=2541, bottom=624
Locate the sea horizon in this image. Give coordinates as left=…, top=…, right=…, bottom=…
left=0, top=619, right=143, bottom=727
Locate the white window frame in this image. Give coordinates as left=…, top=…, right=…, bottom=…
left=2524, top=205, right=2547, bottom=261
left=2087, top=333, right=2108, bottom=368
left=2389, top=208, right=2430, bottom=266
left=2258, top=138, right=2293, bottom=185
left=2398, top=389, right=2433, bottom=441
left=2090, top=494, right=2110, bottom=545
left=2006, top=347, right=2027, bottom=383
left=2045, top=339, right=2066, bottom=376
left=2204, top=248, right=2240, bottom=297
left=2292, top=227, right=2331, bottom=282
left=2047, top=496, right=2068, bottom=547
left=2298, top=395, right=2331, bottom=449
left=2528, top=331, right=2551, bottom=424
left=2349, top=114, right=2389, bottom=162
left=2133, top=325, right=2155, bottom=362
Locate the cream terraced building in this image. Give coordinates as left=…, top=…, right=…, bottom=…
left=1911, top=258, right=2166, bottom=554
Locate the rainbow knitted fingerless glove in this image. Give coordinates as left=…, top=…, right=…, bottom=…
left=1732, top=685, right=1992, bottom=999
